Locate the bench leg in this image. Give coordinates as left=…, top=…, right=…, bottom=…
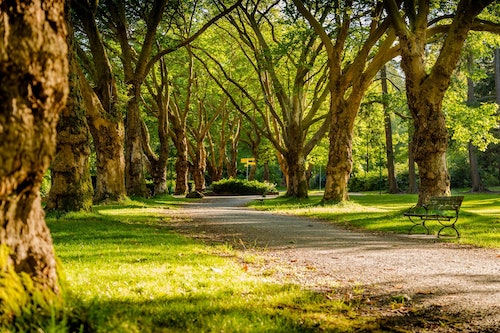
left=437, top=225, right=460, bottom=238
left=436, top=217, right=460, bottom=238
left=408, top=217, right=430, bottom=235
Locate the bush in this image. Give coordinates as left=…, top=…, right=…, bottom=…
left=348, top=170, right=388, bottom=192
left=211, top=178, right=277, bottom=195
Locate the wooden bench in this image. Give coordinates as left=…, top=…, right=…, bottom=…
left=403, top=196, right=464, bottom=238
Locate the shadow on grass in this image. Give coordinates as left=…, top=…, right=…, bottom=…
left=67, top=285, right=371, bottom=333
left=47, top=201, right=378, bottom=332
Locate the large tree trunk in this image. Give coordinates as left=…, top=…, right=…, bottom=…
left=47, top=26, right=93, bottom=212
left=408, top=89, right=451, bottom=203
left=284, top=148, right=308, bottom=198
left=125, top=90, right=148, bottom=197
left=72, top=0, right=126, bottom=203
left=323, top=106, right=355, bottom=202
left=0, top=0, right=68, bottom=294
left=78, top=68, right=126, bottom=202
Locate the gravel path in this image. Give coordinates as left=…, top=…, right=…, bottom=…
left=173, top=195, right=500, bottom=332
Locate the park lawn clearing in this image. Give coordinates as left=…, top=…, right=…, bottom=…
left=45, top=195, right=380, bottom=333
left=249, top=192, right=500, bottom=248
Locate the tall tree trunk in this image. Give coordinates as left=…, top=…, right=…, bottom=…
left=47, top=20, right=93, bottom=211
left=78, top=67, right=126, bottom=202
left=72, top=0, right=126, bottom=203
left=190, top=142, right=207, bottom=192
left=381, top=66, right=399, bottom=193
left=263, top=161, right=270, bottom=182
left=125, top=88, right=148, bottom=196
left=284, top=143, right=308, bottom=198
left=171, top=126, right=189, bottom=195
left=385, top=0, right=493, bottom=204
left=466, top=66, right=485, bottom=192
left=495, top=48, right=500, bottom=183
left=323, top=104, right=355, bottom=202
left=468, top=142, right=484, bottom=192
left=0, top=0, right=68, bottom=294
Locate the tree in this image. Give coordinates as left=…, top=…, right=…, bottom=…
left=105, top=0, right=169, bottom=197
left=143, top=53, right=171, bottom=196
left=0, top=0, right=68, bottom=295
left=204, top=1, right=331, bottom=198
left=293, top=0, right=398, bottom=202
left=384, top=0, right=497, bottom=204
left=381, top=65, right=400, bottom=193
left=47, top=14, right=93, bottom=211
left=72, top=0, right=127, bottom=202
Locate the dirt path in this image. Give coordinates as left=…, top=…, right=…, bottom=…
left=173, top=196, right=500, bottom=332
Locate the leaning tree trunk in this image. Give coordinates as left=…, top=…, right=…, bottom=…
left=0, top=0, right=68, bottom=295
left=47, top=17, right=93, bottom=212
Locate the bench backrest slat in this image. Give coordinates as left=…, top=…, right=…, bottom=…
left=426, top=196, right=464, bottom=211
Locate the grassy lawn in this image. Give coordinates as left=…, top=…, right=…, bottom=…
left=250, top=191, right=500, bottom=248
left=31, top=195, right=380, bottom=333
left=5, top=192, right=498, bottom=331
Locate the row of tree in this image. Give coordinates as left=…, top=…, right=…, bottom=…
left=50, top=0, right=500, bottom=214
left=1, top=0, right=500, bottom=297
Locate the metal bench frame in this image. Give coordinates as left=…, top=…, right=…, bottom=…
left=403, top=196, right=464, bottom=238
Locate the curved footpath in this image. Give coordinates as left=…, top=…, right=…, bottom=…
left=172, top=195, right=500, bottom=332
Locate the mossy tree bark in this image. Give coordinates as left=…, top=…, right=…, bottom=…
left=0, top=0, right=68, bottom=294
left=47, top=12, right=93, bottom=212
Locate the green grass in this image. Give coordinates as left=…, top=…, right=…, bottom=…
left=250, top=192, right=500, bottom=248
left=22, top=195, right=380, bottom=332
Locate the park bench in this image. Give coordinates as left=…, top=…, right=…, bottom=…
left=403, top=196, right=464, bottom=238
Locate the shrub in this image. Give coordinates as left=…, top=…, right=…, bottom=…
left=211, top=178, right=277, bottom=195
left=348, top=170, right=388, bottom=192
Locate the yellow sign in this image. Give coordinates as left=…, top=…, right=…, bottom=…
left=240, top=158, right=256, bottom=165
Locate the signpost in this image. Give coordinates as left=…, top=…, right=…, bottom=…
left=240, top=158, right=256, bottom=180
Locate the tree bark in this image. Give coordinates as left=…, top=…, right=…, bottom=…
left=0, top=0, right=68, bottom=294
left=72, top=0, right=126, bottom=203
left=47, top=17, right=93, bottom=212
left=78, top=67, right=126, bottom=202
left=189, top=142, right=207, bottom=192
left=323, top=103, right=356, bottom=202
